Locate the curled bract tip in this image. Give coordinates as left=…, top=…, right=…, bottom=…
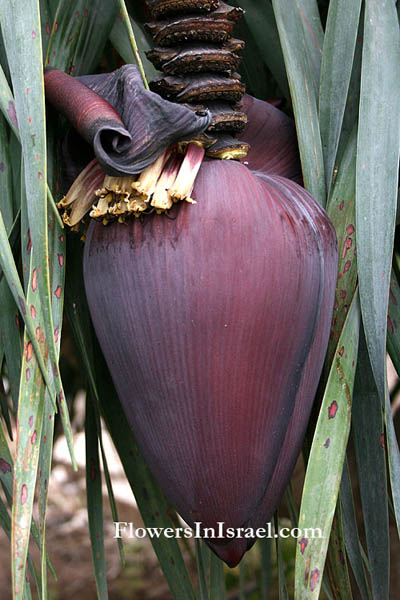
left=44, top=64, right=211, bottom=177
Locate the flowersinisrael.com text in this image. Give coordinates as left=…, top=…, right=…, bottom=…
left=113, top=521, right=323, bottom=540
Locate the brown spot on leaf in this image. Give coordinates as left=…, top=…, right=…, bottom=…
left=26, top=341, right=33, bottom=362
left=18, top=296, right=26, bottom=315
left=328, top=401, right=338, bottom=419
left=31, top=430, right=37, bottom=444
left=30, top=304, right=36, bottom=319
left=57, top=253, right=64, bottom=267
left=299, top=537, right=308, bottom=554
left=310, top=568, right=320, bottom=591
left=32, top=268, right=38, bottom=291
left=338, top=346, right=344, bottom=357
left=8, top=101, right=18, bottom=129
left=344, top=260, right=351, bottom=272
left=54, top=285, right=62, bottom=299
left=21, top=484, right=28, bottom=505
left=346, top=224, right=355, bottom=235
left=324, top=438, right=330, bottom=448
left=26, top=229, right=32, bottom=253
left=0, top=458, right=11, bottom=474
left=26, top=368, right=31, bottom=382
left=304, top=561, right=310, bottom=584
left=342, top=237, right=352, bottom=259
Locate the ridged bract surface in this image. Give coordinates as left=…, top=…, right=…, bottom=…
left=84, top=156, right=337, bottom=565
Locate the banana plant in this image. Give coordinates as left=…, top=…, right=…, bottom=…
left=0, top=1, right=399, bottom=599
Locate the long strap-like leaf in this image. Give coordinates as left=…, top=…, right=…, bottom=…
left=356, top=0, right=400, bottom=399
left=319, top=0, right=362, bottom=194
left=0, top=0, right=76, bottom=465
left=340, top=460, right=371, bottom=600
left=355, top=2, right=400, bottom=545
left=272, top=0, right=326, bottom=206
left=0, top=212, right=56, bottom=406
left=295, top=292, right=360, bottom=599
left=353, top=327, right=389, bottom=600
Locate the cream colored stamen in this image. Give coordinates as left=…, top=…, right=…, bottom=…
left=131, top=150, right=169, bottom=200
left=169, top=143, right=205, bottom=203
left=151, top=154, right=182, bottom=210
